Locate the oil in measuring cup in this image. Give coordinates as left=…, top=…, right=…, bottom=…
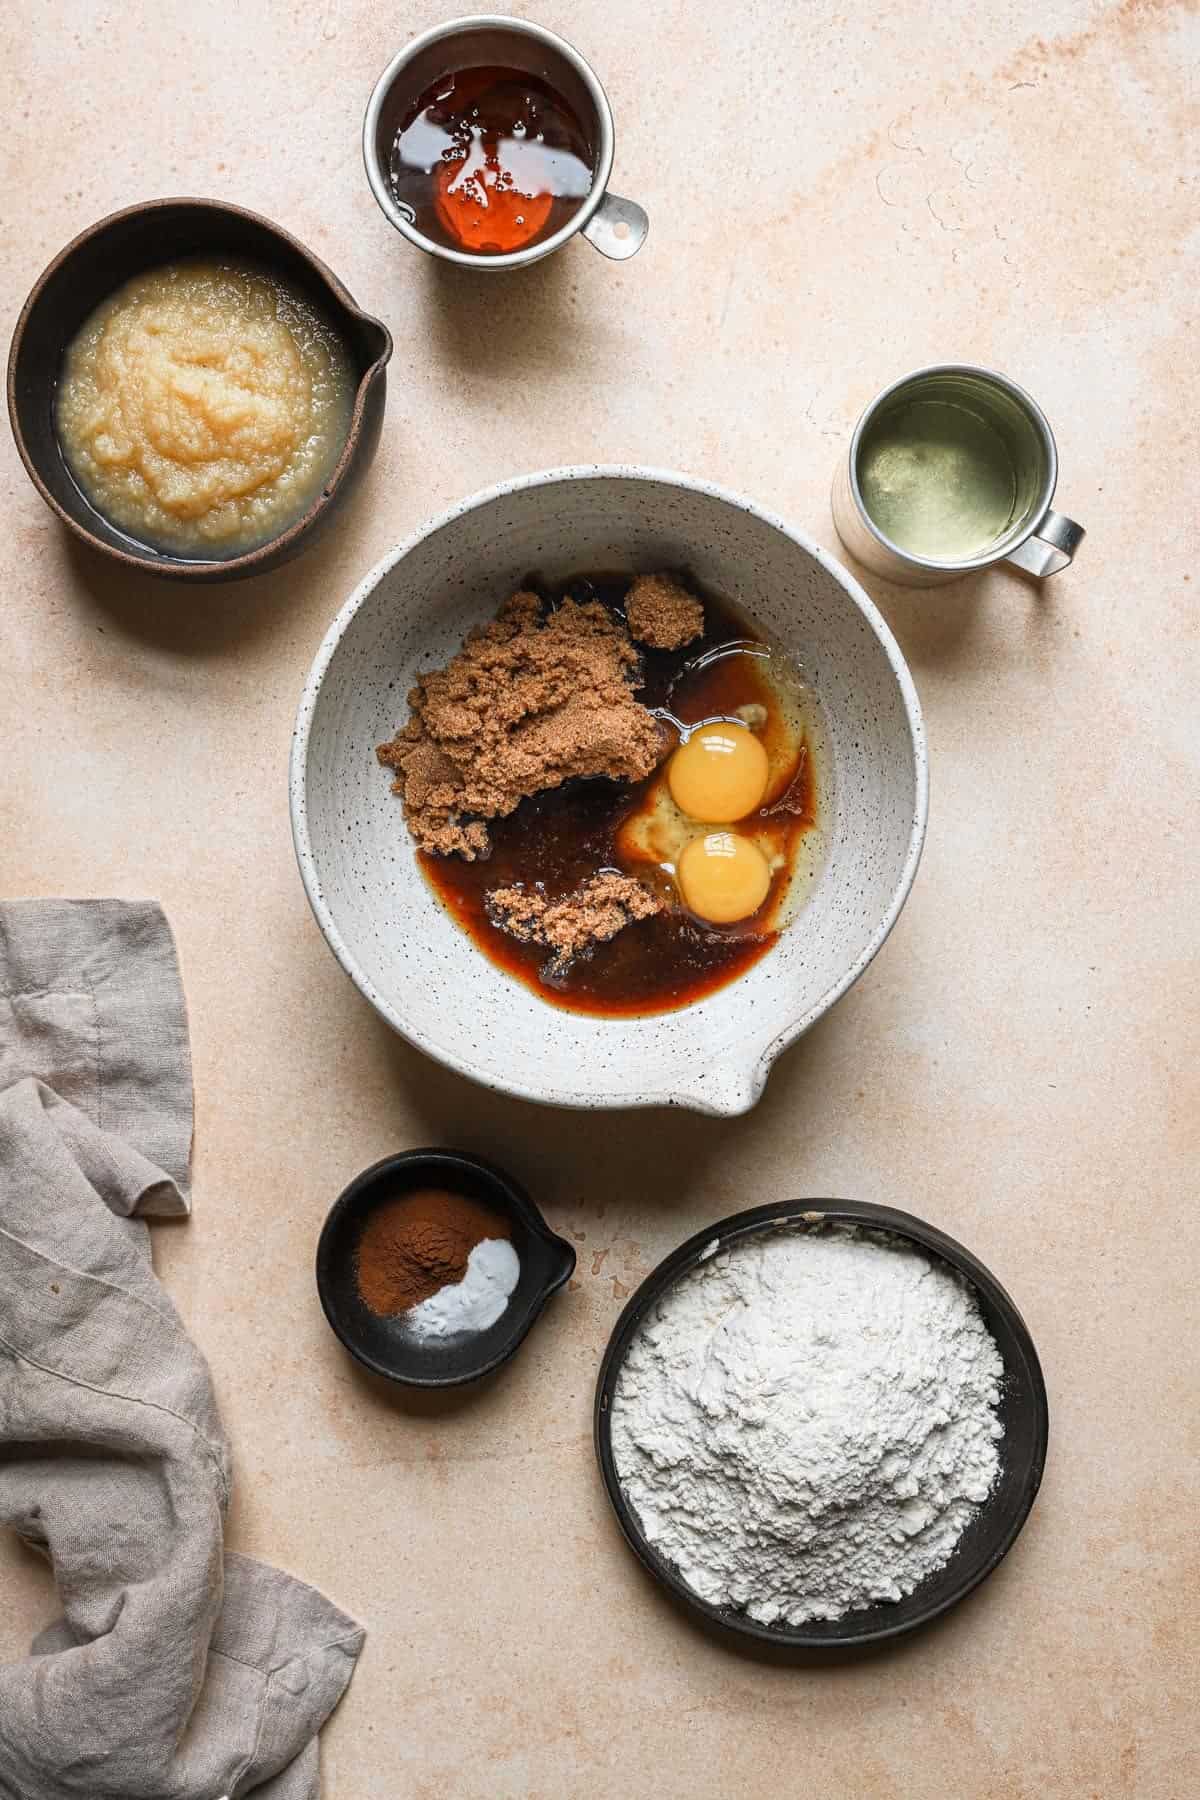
left=857, top=394, right=1020, bottom=561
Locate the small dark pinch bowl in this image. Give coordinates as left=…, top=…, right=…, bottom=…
left=595, top=1199, right=1049, bottom=1652
left=7, top=198, right=392, bottom=582
left=316, top=1149, right=576, bottom=1388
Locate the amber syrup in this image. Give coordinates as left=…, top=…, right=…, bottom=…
left=388, top=65, right=594, bottom=255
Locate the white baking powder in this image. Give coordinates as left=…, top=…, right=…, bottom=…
left=405, top=1236, right=521, bottom=1340
left=610, top=1226, right=1004, bottom=1625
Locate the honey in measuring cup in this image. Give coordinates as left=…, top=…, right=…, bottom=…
left=387, top=65, right=595, bottom=256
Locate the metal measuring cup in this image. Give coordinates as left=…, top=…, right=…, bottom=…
left=363, top=15, right=649, bottom=268
left=832, top=364, right=1085, bottom=587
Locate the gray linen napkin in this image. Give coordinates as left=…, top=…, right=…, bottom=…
left=0, top=900, right=363, bottom=1800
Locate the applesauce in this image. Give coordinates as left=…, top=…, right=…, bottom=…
left=55, top=258, right=355, bottom=556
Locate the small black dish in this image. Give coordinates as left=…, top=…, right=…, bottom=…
left=317, top=1148, right=575, bottom=1388
left=7, top=197, right=392, bottom=582
left=595, top=1198, right=1049, bottom=1651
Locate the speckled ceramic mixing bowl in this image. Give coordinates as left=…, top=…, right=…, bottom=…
left=290, top=467, right=927, bottom=1116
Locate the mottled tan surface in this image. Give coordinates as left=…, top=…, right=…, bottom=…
left=2, top=2, right=1197, bottom=1796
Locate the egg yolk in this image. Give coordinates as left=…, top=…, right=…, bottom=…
left=676, top=832, right=772, bottom=924
left=668, top=722, right=770, bottom=823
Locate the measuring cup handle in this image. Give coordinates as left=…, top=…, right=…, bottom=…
left=1004, top=508, right=1085, bottom=579
left=581, top=192, right=649, bottom=260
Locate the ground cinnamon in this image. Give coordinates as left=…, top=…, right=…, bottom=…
left=355, top=1187, right=512, bottom=1317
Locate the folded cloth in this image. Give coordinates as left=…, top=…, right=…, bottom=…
left=0, top=901, right=363, bottom=1799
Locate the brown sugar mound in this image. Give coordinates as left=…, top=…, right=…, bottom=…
left=623, top=573, right=705, bottom=651
left=377, top=591, right=668, bottom=859
left=487, top=872, right=663, bottom=977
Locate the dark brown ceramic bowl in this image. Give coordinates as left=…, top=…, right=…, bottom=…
left=7, top=198, right=392, bottom=582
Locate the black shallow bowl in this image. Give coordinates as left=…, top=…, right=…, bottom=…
left=317, top=1149, right=576, bottom=1387
left=7, top=198, right=392, bottom=582
left=595, top=1198, right=1049, bottom=1651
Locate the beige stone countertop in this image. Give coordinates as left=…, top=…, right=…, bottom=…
left=2, top=2, right=1197, bottom=1795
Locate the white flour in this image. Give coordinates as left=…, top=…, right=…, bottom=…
left=610, top=1226, right=1004, bottom=1625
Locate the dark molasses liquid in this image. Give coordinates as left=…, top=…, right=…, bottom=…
left=421, top=579, right=820, bottom=1019
left=388, top=65, right=594, bottom=255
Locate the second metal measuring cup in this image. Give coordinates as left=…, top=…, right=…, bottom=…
left=832, top=364, right=1085, bottom=587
